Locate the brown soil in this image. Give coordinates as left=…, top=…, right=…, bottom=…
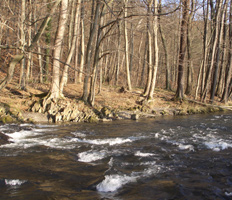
left=0, top=69, right=231, bottom=123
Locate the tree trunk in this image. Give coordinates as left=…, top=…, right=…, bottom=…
left=175, top=0, right=190, bottom=101
left=78, top=7, right=85, bottom=83
left=185, top=0, right=195, bottom=95
left=158, top=0, right=171, bottom=90
left=124, top=0, right=132, bottom=91
left=19, top=0, right=26, bottom=90
left=143, top=0, right=153, bottom=96
left=201, top=0, right=223, bottom=102
left=115, top=21, right=121, bottom=85
left=221, top=1, right=232, bottom=103
left=147, top=0, right=159, bottom=99
left=60, top=0, right=81, bottom=95
left=82, top=0, right=101, bottom=102
left=50, top=0, right=68, bottom=99
left=88, top=10, right=104, bottom=105
left=210, top=1, right=227, bottom=103
left=44, top=0, right=52, bottom=83
left=140, top=35, right=148, bottom=87
left=26, top=0, right=32, bottom=83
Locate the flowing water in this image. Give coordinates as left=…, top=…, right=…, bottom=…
left=0, top=113, right=232, bottom=200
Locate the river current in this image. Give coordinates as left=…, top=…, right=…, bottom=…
left=0, top=113, right=232, bottom=199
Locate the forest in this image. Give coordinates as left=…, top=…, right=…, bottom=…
left=0, top=0, right=231, bottom=114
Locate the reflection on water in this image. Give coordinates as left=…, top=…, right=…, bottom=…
left=0, top=113, right=232, bottom=199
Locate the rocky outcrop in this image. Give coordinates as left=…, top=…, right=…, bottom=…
left=30, top=98, right=99, bottom=123
left=0, top=103, right=24, bottom=123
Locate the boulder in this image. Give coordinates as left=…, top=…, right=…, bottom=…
left=131, top=114, right=139, bottom=120
left=0, top=132, right=12, bottom=145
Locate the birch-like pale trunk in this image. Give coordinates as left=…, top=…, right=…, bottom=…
left=50, top=0, right=68, bottom=99
left=148, top=0, right=159, bottom=99
left=124, top=0, right=132, bottom=91
left=60, top=0, right=81, bottom=95
left=19, top=0, right=26, bottom=90
left=77, top=7, right=85, bottom=83
left=26, top=0, right=32, bottom=82
left=201, top=0, right=223, bottom=102
left=115, top=21, right=121, bottom=85
left=221, top=1, right=232, bottom=103
left=210, top=1, right=228, bottom=103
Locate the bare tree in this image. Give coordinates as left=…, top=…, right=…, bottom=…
left=175, top=0, right=190, bottom=101
left=221, top=1, right=232, bottom=103
left=50, top=0, right=68, bottom=99
left=0, top=0, right=62, bottom=91
left=60, top=0, right=81, bottom=95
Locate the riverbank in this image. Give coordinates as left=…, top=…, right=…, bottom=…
left=0, top=82, right=231, bottom=124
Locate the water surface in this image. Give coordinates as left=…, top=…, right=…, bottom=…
left=0, top=113, right=232, bottom=199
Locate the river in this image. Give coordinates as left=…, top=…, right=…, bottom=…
left=0, top=113, right=232, bottom=200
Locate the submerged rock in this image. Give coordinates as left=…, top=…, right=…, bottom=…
left=131, top=114, right=139, bottom=120
left=0, top=132, right=12, bottom=145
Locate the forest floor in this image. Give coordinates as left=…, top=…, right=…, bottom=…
left=0, top=71, right=231, bottom=123
left=0, top=62, right=232, bottom=123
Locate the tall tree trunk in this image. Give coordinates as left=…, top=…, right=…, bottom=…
left=210, top=1, right=227, bottom=103
left=201, top=0, right=223, bottom=102
left=216, top=17, right=228, bottom=97
left=158, top=0, right=171, bottom=90
left=129, top=23, right=134, bottom=73
left=143, top=0, right=153, bottom=96
left=124, top=0, right=132, bottom=91
left=185, top=0, right=195, bottom=95
left=60, top=0, right=81, bottom=95
left=221, top=1, right=232, bottom=103
left=88, top=7, right=104, bottom=106
left=82, top=0, right=101, bottom=102
left=19, top=0, right=26, bottom=90
left=33, top=0, right=43, bottom=83
left=44, top=1, right=52, bottom=83
left=136, top=32, right=143, bottom=86
left=50, top=0, right=68, bottom=99
left=115, top=21, right=121, bottom=85
left=197, top=0, right=209, bottom=98
left=26, top=0, right=32, bottom=83
left=140, top=35, right=148, bottom=87
left=147, top=0, right=159, bottom=99
left=175, top=0, right=190, bottom=101
left=78, top=7, right=85, bottom=83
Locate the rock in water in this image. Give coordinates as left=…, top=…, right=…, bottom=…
left=0, top=132, right=11, bottom=145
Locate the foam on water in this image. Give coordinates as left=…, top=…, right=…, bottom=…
left=0, top=130, right=79, bottom=149
left=153, top=118, right=232, bottom=152
left=97, top=161, right=164, bottom=193
left=71, top=131, right=86, bottom=138
left=135, top=151, right=156, bottom=157
left=96, top=174, right=137, bottom=192
left=75, top=137, right=133, bottom=146
left=178, top=143, right=194, bottom=151
left=5, top=179, right=26, bottom=186
left=78, top=150, right=107, bottom=162
left=5, top=130, right=42, bottom=140
left=204, top=140, right=232, bottom=151
left=225, top=192, right=232, bottom=196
